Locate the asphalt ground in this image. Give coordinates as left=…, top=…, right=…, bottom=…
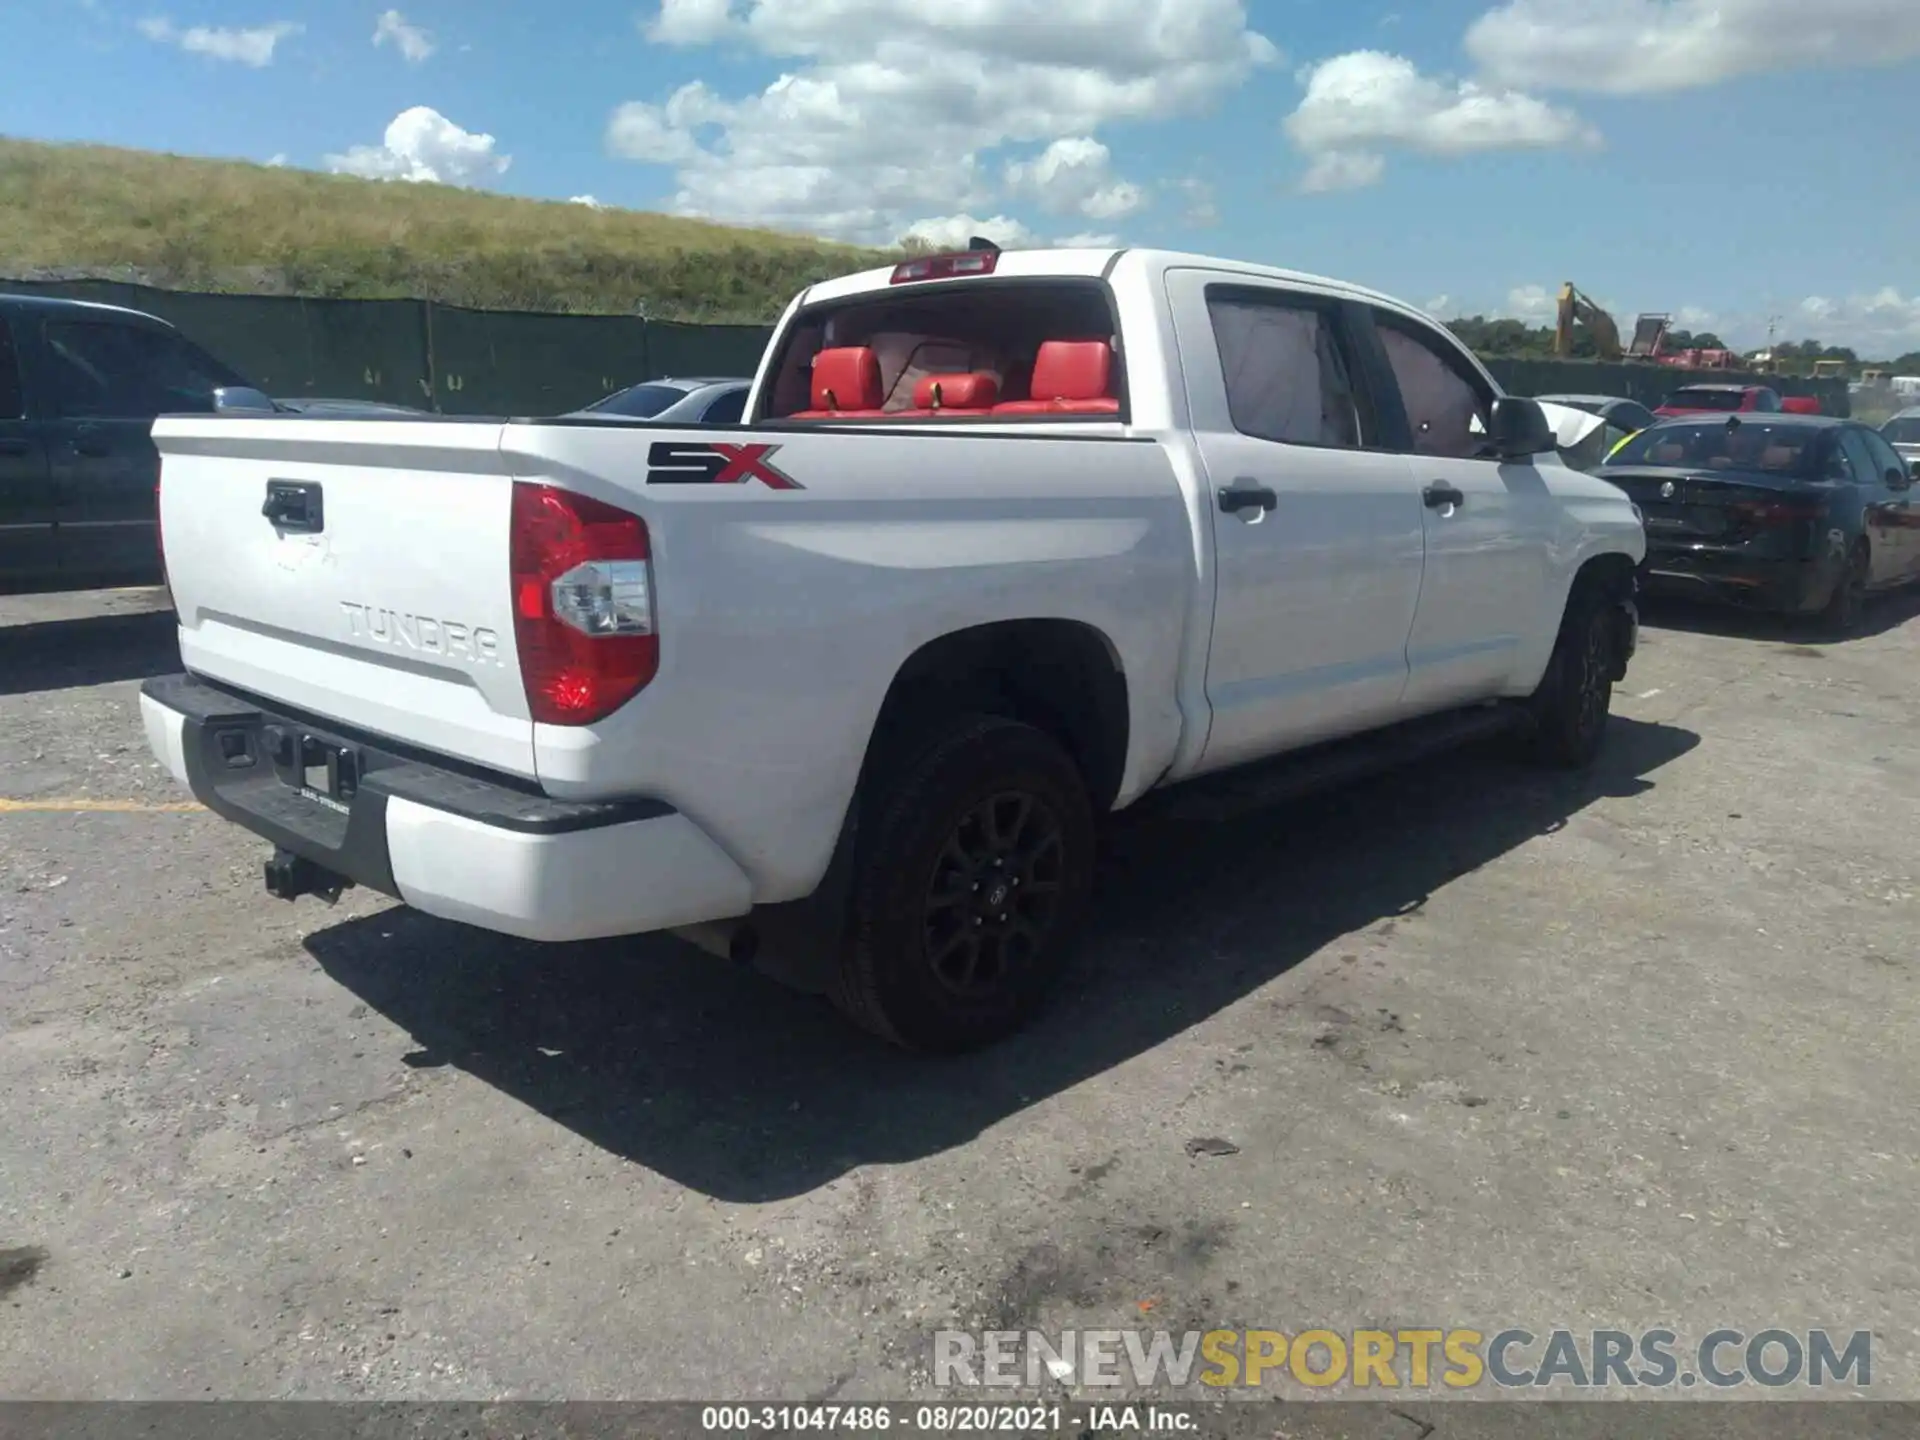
left=1, top=584, right=1916, bottom=1432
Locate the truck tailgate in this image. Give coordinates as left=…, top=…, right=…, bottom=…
left=153, top=415, right=535, bottom=778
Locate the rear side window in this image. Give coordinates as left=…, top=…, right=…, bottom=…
left=702, top=388, right=746, bottom=424
left=0, top=317, right=22, bottom=420
left=1206, top=292, right=1362, bottom=448
left=1372, top=313, right=1496, bottom=459
left=42, top=322, right=240, bottom=418
left=1839, top=429, right=1881, bottom=487
left=1861, top=428, right=1908, bottom=483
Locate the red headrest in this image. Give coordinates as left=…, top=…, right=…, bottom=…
left=810, top=347, right=883, bottom=411
left=913, top=372, right=1000, bottom=410
left=1030, top=340, right=1112, bottom=402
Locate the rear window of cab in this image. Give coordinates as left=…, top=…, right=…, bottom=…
left=762, top=279, right=1126, bottom=423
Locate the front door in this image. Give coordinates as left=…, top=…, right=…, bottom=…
left=1857, top=428, right=1920, bottom=581
left=0, top=314, right=56, bottom=586
left=1166, top=271, right=1427, bottom=774
left=1363, top=308, right=1554, bottom=712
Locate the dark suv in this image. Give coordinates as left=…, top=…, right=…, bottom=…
left=0, top=293, right=253, bottom=593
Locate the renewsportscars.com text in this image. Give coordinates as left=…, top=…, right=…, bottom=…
left=933, top=1327, right=1873, bottom=1391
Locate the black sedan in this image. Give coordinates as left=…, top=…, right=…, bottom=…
left=1598, top=414, right=1920, bottom=632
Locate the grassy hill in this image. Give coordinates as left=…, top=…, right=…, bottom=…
left=0, top=136, right=890, bottom=322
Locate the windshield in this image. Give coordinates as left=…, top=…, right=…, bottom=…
left=1662, top=388, right=1744, bottom=412
left=1605, top=421, right=1818, bottom=474
left=583, top=382, right=687, bottom=417
left=1884, top=417, right=1920, bottom=445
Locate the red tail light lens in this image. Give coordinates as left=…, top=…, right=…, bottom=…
left=509, top=482, right=658, bottom=726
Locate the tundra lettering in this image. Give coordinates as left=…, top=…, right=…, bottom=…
left=340, top=602, right=501, bottom=665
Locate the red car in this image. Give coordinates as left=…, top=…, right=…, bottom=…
left=1656, top=384, right=1821, bottom=418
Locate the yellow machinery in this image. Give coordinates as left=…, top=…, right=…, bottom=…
left=1555, top=283, right=1625, bottom=361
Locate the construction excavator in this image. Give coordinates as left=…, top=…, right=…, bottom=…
left=1554, top=282, right=1626, bottom=361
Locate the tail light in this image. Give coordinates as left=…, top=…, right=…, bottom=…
left=509, top=482, right=657, bottom=726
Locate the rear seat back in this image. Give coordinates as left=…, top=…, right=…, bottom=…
left=992, top=340, right=1120, bottom=415
left=903, top=371, right=1000, bottom=416
left=790, top=346, right=885, bottom=418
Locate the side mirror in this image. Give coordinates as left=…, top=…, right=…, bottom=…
left=212, top=385, right=280, bottom=415
left=1487, top=396, right=1556, bottom=461
left=1890, top=467, right=1913, bottom=490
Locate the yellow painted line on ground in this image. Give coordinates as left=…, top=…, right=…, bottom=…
left=0, top=797, right=205, bottom=814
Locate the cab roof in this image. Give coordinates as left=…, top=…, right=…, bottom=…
left=797, top=246, right=1429, bottom=319
left=0, top=292, right=177, bottom=327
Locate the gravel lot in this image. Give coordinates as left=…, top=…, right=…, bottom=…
left=2, top=585, right=1916, bottom=1420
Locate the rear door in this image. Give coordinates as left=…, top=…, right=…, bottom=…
left=1859, top=427, right=1920, bottom=579
left=36, top=318, right=203, bottom=582
left=1359, top=306, right=1555, bottom=711
left=1166, top=269, right=1427, bottom=771
left=1839, top=428, right=1910, bottom=585
left=0, top=313, right=57, bottom=585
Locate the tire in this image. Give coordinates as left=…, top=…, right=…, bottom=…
left=1818, top=541, right=1868, bottom=636
left=834, top=714, right=1095, bottom=1053
left=1525, top=580, right=1617, bottom=770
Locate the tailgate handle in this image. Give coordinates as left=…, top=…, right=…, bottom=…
left=262, top=480, right=324, bottom=533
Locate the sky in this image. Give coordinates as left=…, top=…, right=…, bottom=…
left=5, top=0, right=1920, bottom=354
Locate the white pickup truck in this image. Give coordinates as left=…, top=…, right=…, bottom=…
left=140, top=244, right=1645, bottom=1051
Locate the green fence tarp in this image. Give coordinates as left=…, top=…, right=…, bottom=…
left=0, top=278, right=1854, bottom=420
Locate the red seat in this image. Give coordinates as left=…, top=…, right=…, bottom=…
left=789, top=346, right=886, bottom=419
left=992, top=340, right=1119, bottom=415
left=902, top=371, right=1000, bottom=417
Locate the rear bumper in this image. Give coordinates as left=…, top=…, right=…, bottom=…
left=1641, top=546, right=1838, bottom=614
left=139, top=673, right=753, bottom=942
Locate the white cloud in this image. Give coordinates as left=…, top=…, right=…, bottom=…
left=264, top=152, right=288, bottom=167
left=1300, top=150, right=1386, bottom=193
left=1005, top=137, right=1145, bottom=221
left=1675, top=305, right=1716, bottom=329
left=373, top=9, right=436, bottom=65
left=901, top=214, right=1038, bottom=250
left=1506, top=284, right=1558, bottom=323
left=611, top=0, right=1277, bottom=243
left=1467, top=0, right=1920, bottom=95
left=1175, top=178, right=1219, bottom=227
left=646, top=0, right=735, bottom=45
left=1285, top=50, right=1598, bottom=191
left=1778, top=290, right=1920, bottom=353
left=325, top=106, right=511, bottom=186
left=136, top=16, right=300, bottom=66
left=569, top=194, right=606, bottom=208
left=1054, top=231, right=1120, bottom=248
left=1426, top=294, right=1453, bottom=314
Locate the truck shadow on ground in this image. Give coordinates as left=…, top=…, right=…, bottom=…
left=1640, top=587, right=1920, bottom=643
left=305, top=715, right=1698, bottom=1203
left=0, top=609, right=179, bottom=697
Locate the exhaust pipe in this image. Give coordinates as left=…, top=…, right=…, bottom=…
left=263, top=847, right=350, bottom=905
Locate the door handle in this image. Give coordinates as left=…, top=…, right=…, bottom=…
left=262, top=479, right=325, bottom=533
left=70, top=435, right=112, bottom=457
left=1423, top=481, right=1466, bottom=510
left=0, top=438, right=30, bottom=456
left=1218, top=484, right=1277, bottom=515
